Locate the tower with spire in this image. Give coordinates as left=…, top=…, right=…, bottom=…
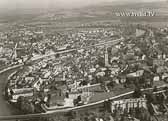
left=104, top=45, right=110, bottom=67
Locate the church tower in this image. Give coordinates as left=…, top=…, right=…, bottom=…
left=105, top=46, right=110, bottom=67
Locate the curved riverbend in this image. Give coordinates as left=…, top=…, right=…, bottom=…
left=0, top=64, right=23, bottom=116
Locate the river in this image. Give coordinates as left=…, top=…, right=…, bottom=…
left=0, top=68, right=21, bottom=116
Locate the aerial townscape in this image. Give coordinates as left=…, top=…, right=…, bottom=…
left=0, top=0, right=168, bottom=121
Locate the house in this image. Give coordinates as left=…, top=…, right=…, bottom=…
left=111, top=98, right=147, bottom=113
left=47, top=90, right=65, bottom=107
left=77, top=83, right=102, bottom=92
left=125, top=70, right=152, bottom=87
left=153, top=59, right=164, bottom=66
left=136, top=29, right=145, bottom=37
left=126, top=70, right=144, bottom=78
left=156, top=66, right=168, bottom=74
left=10, top=88, right=34, bottom=102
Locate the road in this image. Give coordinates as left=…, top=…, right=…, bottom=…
left=0, top=66, right=166, bottom=120
left=0, top=85, right=167, bottom=120
left=0, top=37, right=124, bottom=118
left=0, top=90, right=137, bottom=120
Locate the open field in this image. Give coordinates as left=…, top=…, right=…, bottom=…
left=0, top=1, right=168, bottom=30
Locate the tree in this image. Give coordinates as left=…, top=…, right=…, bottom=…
left=133, top=87, right=142, bottom=98
left=66, top=111, right=76, bottom=120
left=16, top=96, right=25, bottom=110
left=146, top=93, right=156, bottom=104
left=18, top=97, right=35, bottom=114
left=138, top=107, right=152, bottom=121
left=104, top=100, right=111, bottom=113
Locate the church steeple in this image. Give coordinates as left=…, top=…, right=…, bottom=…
left=105, top=46, right=110, bottom=67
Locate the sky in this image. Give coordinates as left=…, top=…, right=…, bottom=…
left=0, top=0, right=166, bottom=10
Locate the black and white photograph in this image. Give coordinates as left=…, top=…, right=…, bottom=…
left=0, top=0, right=168, bottom=121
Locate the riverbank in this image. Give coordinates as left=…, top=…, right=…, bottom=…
left=0, top=66, right=22, bottom=116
